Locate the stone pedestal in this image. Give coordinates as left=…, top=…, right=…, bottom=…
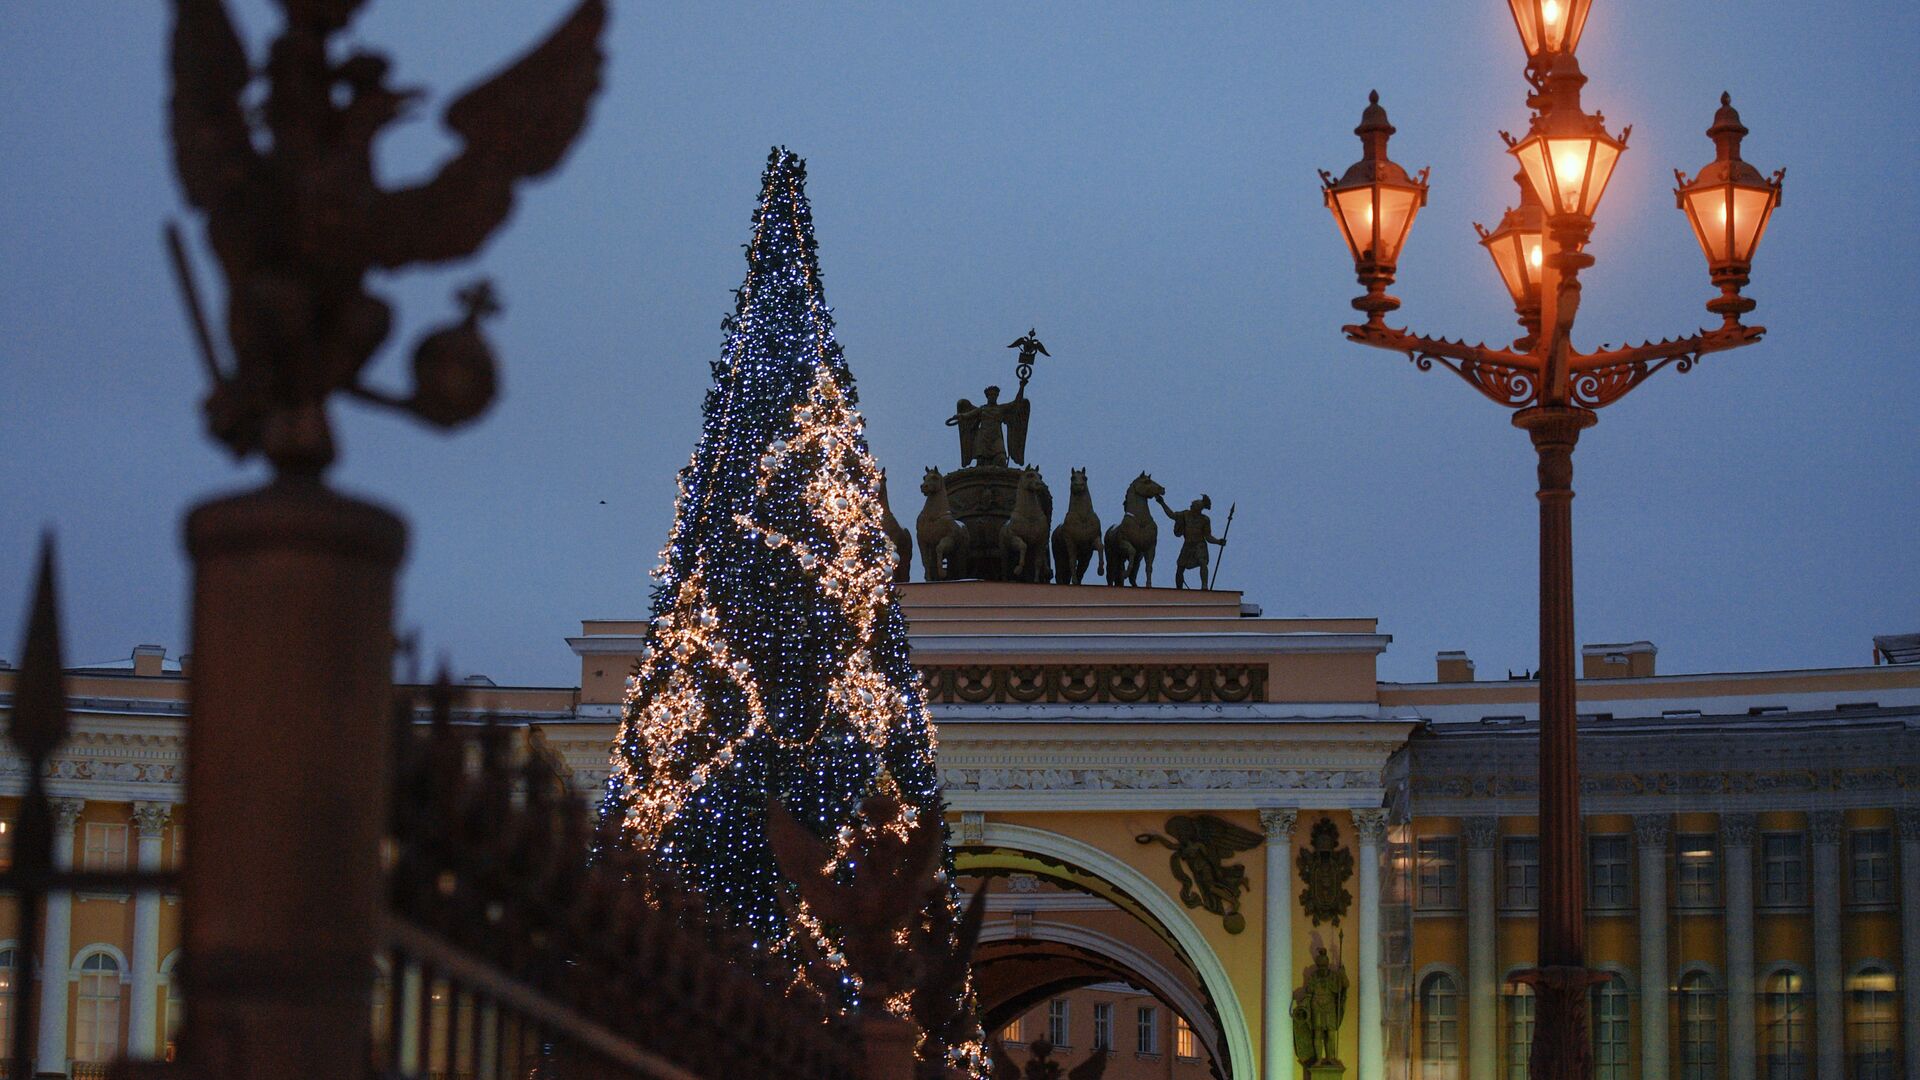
left=1305, top=1061, right=1346, bottom=1080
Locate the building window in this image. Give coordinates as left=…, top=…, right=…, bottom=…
left=0, top=819, right=13, bottom=871
left=0, top=948, right=15, bottom=1060
left=75, top=952, right=122, bottom=1063
left=1678, top=972, right=1718, bottom=1080
left=1764, top=970, right=1807, bottom=1080
left=1761, top=834, right=1807, bottom=906
left=1846, top=966, right=1896, bottom=1080
left=1420, top=973, right=1460, bottom=1079
left=1136, top=1006, right=1158, bottom=1055
left=1092, top=1003, right=1112, bottom=1051
left=84, top=822, right=129, bottom=871
left=1590, top=974, right=1629, bottom=1080
left=1504, top=985, right=1534, bottom=1080
left=1675, top=833, right=1720, bottom=907
left=1418, top=836, right=1461, bottom=910
left=1849, top=830, right=1893, bottom=905
left=1047, top=999, right=1070, bottom=1047
left=1001, top=1016, right=1023, bottom=1045
left=1588, top=836, right=1632, bottom=909
left=1503, top=836, right=1539, bottom=909
left=1174, top=1015, right=1198, bottom=1060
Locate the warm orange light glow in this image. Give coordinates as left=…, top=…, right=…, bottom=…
left=1674, top=95, right=1784, bottom=272
left=1507, top=0, right=1592, bottom=61
left=1511, top=128, right=1623, bottom=220
left=1528, top=243, right=1544, bottom=269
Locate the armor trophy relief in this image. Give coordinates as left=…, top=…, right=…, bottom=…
left=916, top=331, right=1232, bottom=586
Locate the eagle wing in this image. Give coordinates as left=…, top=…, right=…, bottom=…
left=1194, top=815, right=1265, bottom=861
left=168, top=0, right=258, bottom=210
left=370, top=0, right=607, bottom=267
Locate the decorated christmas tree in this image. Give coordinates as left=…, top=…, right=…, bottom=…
left=600, top=148, right=950, bottom=1009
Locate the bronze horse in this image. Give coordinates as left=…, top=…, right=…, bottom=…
left=878, top=468, right=912, bottom=583
left=1000, top=465, right=1052, bottom=584
left=1051, top=467, right=1104, bottom=585
left=917, top=467, right=969, bottom=580
left=1103, top=472, right=1165, bottom=587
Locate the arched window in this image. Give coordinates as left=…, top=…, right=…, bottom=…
left=1678, top=971, right=1719, bottom=1080
left=1591, top=974, right=1629, bottom=1080
left=0, top=948, right=16, bottom=1060
left=1504, top=984, right=1535, bottom=1080
left=1419, top=972, right=1460, bottom=1080
left=75, top=952, right=123, bottom=1063
left=1846, top=966, right=1896, bottom=1080
left=1765, top=970, right=1807, bottom=1080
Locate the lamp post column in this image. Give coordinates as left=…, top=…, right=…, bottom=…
left=1260, top=808, right=1299, bottom=1080
left=1512, top=403, right=1597, bottom=1080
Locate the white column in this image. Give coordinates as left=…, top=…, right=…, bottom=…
left=1462, top=816, right=1498, bottom=1080
left=1634, top=814, right=1670, bottom=1080
left=1723, top=812, right=1757, bottom=1080
left=128, top=803, right=172, bottom=1058
left=1260, top=808, right=1299, bottom=1080
left=36, top=798, right=84, bottom=1076
left=1808, top=810, right=1845, bottom=1080
left=1898, top=808, right=1920, bottom=1076
left=1353, top=809, right=1388, bottom=1080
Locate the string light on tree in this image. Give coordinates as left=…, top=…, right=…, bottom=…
left=599, top=148, right=977, bottom=1070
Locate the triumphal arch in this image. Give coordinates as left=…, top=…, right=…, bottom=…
left=562, top=580, right=1416, bottom=1080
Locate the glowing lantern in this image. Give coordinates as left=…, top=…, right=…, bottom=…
left=1505, top=54, right=1628, bottom=221
left=1507, top=0, right=1593, bottom=63
left=1321, top=92, right=1429, bottom=323
left=1475, top=172, right=1549, bottom=312
left=1675, top=93, right=1783, bottom=273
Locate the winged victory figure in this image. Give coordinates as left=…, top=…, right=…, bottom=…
left=1136, top=814, right=1265, bottom=933
left=168, top=0, right=607, bottom=475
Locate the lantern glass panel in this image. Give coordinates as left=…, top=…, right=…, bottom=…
left=1685, top=188, right=1733, bottom=264
left=1731, top=184, right=1777, bottom=262
left=1329, top=186, right=1375, bottom=263
left=1508, top=0, right=1591, bottom=59
left=1375, top=185, right=1421, bottom=264
left=1488, top=234, right=1526, bottom=304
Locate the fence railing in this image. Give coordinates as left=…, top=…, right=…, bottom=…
left=379, top=680, right=860, bottom=1080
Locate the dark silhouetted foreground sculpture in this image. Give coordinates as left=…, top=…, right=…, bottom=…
left=169, top=0, right=606, bottom=475
left=990, top=1037, right=1107, bottom=1080
left=165, top=2, right=607, bottom=1077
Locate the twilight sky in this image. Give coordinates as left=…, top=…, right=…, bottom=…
left=2, top=2, right=1915, bottom=687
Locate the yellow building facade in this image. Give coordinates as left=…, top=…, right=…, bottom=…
left=2, top=584, right=1915, bottom=1079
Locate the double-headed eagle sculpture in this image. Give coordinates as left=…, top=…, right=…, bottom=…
left=168, top=0, right=607, bottom=475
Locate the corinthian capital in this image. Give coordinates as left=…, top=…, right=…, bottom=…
left=1259, top=808, right=1298, bottom=842
left=49, top=798, right=85, bottom=832
left=1463, top=816, right=1500, bottom=851
left=1632, top=813, right=1671, bottom=849
left=1721, top=812, right=1757, bottom=847
left=1352, top=808, right=1390, bottom=845
left=1807, top=809, right=1846, bottom=847
left=132, top=801, right=174, bottom=837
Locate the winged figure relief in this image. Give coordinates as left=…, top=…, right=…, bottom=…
left=168, top=0, right=606, bottom=473
left=1136, top=814, right=1264, bottom=933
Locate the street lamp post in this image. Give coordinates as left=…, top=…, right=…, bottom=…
left=1318, top=6, right=1783, bottom=1077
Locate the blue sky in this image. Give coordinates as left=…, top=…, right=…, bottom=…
left=3, top=2, right=1915, bottom=685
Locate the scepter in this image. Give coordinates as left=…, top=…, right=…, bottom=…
left=1209, top=502, right=1236, bottom=589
